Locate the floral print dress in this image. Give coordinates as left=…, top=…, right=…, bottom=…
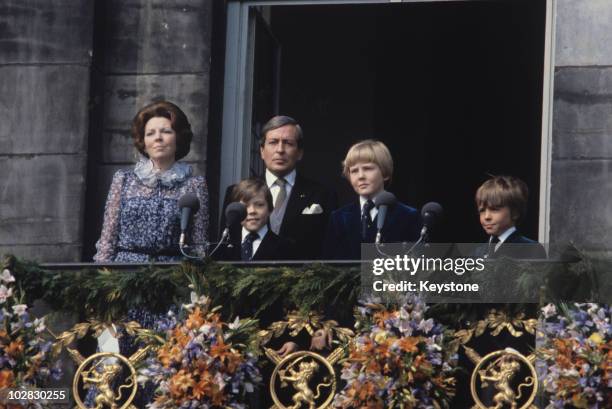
left=94, top=158, right=209, bottom=262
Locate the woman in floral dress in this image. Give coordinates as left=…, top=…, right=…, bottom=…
left=94, top=100, right=208, bottom=262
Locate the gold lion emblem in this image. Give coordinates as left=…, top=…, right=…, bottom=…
left=69, top=348, right=148, bottom=409
left=468, top=348, right=538, bottom=409
left=270, top=351, right=336, bottom=409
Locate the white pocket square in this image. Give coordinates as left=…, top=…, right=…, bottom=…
left=302, top=203, right=323, bottom=215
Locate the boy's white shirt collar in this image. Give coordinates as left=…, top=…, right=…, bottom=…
left=242, top=225, right=269, bottom=255
left=359, top=195, right=378, bottom=220
left=491, top=226, right=517, bottom=251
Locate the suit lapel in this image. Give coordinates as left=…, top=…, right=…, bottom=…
left=504, top=230, right=522, bottom=244
left=253, top=231, right=276, bottom=260
left=280, top=174, right=309, bottom=234
left=347, top=202, right=363, bottom=243
left=495, top=230, right=519, bottom=254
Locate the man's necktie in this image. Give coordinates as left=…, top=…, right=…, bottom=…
left=241, top=232, right=259, bottom=261
left=274, top=178, right=287, bottom=209
left=488, top=235, right=500, bottom=257
left=361, top=200, right=375, bottom=240
left=270, top=178, right=287, bottom=234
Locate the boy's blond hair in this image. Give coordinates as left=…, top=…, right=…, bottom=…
left=342, top=139, right=393, bottom=183
left=475, top=175, right=529, bottom=222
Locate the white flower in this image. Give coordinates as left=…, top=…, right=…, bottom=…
left=136, top=374, right=150, bottom=385
left=417, top=318, right=435, bottom=334
left=1, top=269, right=15, bottom=283
left=183, top=291, right=209, bottom=309
left=398, top=306, right=412, bottom=335
left=541, top=303, right=557, bottom=319
left=214, top=371, right=227, bottom=390
left=0, top=285, right=13, bottom=303
left=12, top=304, right=28, bottom=315
left=199, top=323, right=215, bottom=337
left=33, top=317, right=46, bottom=333
left=228, top=316, right=241, bottom=330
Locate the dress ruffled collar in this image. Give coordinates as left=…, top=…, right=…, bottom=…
left=134, top=156, right=192, bottom=187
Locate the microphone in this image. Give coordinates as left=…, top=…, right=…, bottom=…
left=220, top=202, right=247, bottom=245
left=420, top=202, right=443, bottom=242
left=178, top=193, right=200, bottom=247
left=373, top=191, right=397, bottom=245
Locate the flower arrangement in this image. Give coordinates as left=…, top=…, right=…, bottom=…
left=333, top=295, right=456, bottom=409
left=137, top=292, right=262, bottom=408
left=537, top=303, right=611, bottom=409
left=0, top=266, right=62, bottom=390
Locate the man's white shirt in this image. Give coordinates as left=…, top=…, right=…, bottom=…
left=266, top=169, right=296, bottom=204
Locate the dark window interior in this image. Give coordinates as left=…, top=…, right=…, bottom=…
left=258, top=0, right=546, bottom=242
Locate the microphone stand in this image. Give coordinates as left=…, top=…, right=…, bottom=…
left=404, top=225, right=430, bottom=256
left=374, top=232, right=393, bottom=258
left=207, top=229, right=230, bottom=258
left=179, top=234, right=208, bottom=261
left=180, top=243, right=205, bottom=260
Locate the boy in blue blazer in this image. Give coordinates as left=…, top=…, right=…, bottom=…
left=475, top=175, right=546, bottom=259
left=323, top=140, right=421, bottom=260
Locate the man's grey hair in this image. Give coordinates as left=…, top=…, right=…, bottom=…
left=260, top=115, right=304, bottom=148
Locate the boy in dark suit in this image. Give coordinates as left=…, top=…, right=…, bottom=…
left=220, top=179, right=295, bottom=261
left=323, top=140, right=421, bottom=260
left=475, top=175, right=546, bottom=259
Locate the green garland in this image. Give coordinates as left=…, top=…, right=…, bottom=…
left=3, top=244, right=608, bottom=325
left=4, top=255, right=361, bottom=323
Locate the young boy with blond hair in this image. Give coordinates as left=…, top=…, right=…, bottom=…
left=323, top=140, right=421, bottom=259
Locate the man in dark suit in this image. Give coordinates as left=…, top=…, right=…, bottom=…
left=221, top=116, right=336, bottom=260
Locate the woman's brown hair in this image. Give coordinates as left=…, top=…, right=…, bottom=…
left=131, top=101, right=193, bottom=161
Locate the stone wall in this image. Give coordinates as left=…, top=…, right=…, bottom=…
left=0, top=1, right=94, bottom=261
left=550, top=0, right=612, bottom=254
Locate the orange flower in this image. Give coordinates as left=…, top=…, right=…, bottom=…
left=224, top=350, right=244, bottom=373
left=210, top=337, right=231, bottom=362
left=398, top=337, right=419, bottom=354
left=157, top=344, right=183, bottom=367
left=169, top=369, right=194, bottom=398
left=0, top=369, right=15, bottom=388
left=173, top=327, right=191, bottom=347
left=186, top=307, right=204, bottom=330
left=373, top=311, right=396, bottom=328
left=192, top=371, right=213, bottom=400
left=359, top=381, right=377, bottom=401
